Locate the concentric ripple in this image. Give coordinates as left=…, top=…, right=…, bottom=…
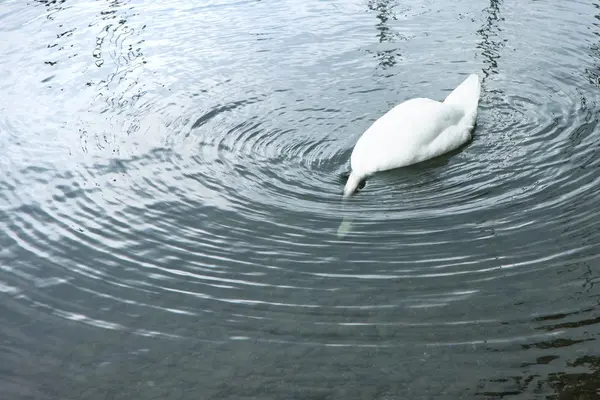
left=3, top=0, right=600, bottom=398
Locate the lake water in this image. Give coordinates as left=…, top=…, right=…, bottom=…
left=2, top=0, right=600, bottom=398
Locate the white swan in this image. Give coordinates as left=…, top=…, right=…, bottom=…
left=343, top=74, right=481, bottom=197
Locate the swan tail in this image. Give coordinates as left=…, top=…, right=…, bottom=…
left=443, top=74, right=480, bottom=119
left=343, top=171, right=362, bottom=198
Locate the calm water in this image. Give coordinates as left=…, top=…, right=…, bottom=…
left=2, top=0, right=600, bottom=398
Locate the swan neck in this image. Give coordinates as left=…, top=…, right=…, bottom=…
left=343, top=172, right=362, bottom=198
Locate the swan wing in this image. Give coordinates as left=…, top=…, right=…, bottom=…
left=351, top=98, right=465, bottom=173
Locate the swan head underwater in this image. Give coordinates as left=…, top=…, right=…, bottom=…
left=343, top=171, right=367, bottom=198
left=340, top=73, right=481, bottom=198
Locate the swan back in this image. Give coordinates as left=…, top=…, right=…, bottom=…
left=350, top=98, right=464, bottom=173
left=343, top=74, right=481, bottom=198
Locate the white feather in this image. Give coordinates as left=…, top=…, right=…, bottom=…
left=343, top=74, right=481, bottom=197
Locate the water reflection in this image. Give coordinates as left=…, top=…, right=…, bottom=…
left=92, top=0, right=147, bottom=104
left=475, top=274, right=600, bottom=398
left=34, top=0, right=67, bottom=19
left=586, top=2, right=600, bottom=87
left=477, top=0, right=503, bottom=81
left=366, top=0, right=402, bottom=69
left=546, top=354, right=600, bottom=399
left=4, top=0, right=600, bottom=398
left=477, top=346, right=600, bottom=398
left=33, top=0, right=149, bottom=154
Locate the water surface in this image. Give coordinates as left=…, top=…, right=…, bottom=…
left=2, top=0, right=600, bottom=398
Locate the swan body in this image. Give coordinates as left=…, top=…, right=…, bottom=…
left=343, top=74, right=481, bottom=197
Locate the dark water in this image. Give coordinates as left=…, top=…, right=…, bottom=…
left=2, top=0, right=600, bottom=398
